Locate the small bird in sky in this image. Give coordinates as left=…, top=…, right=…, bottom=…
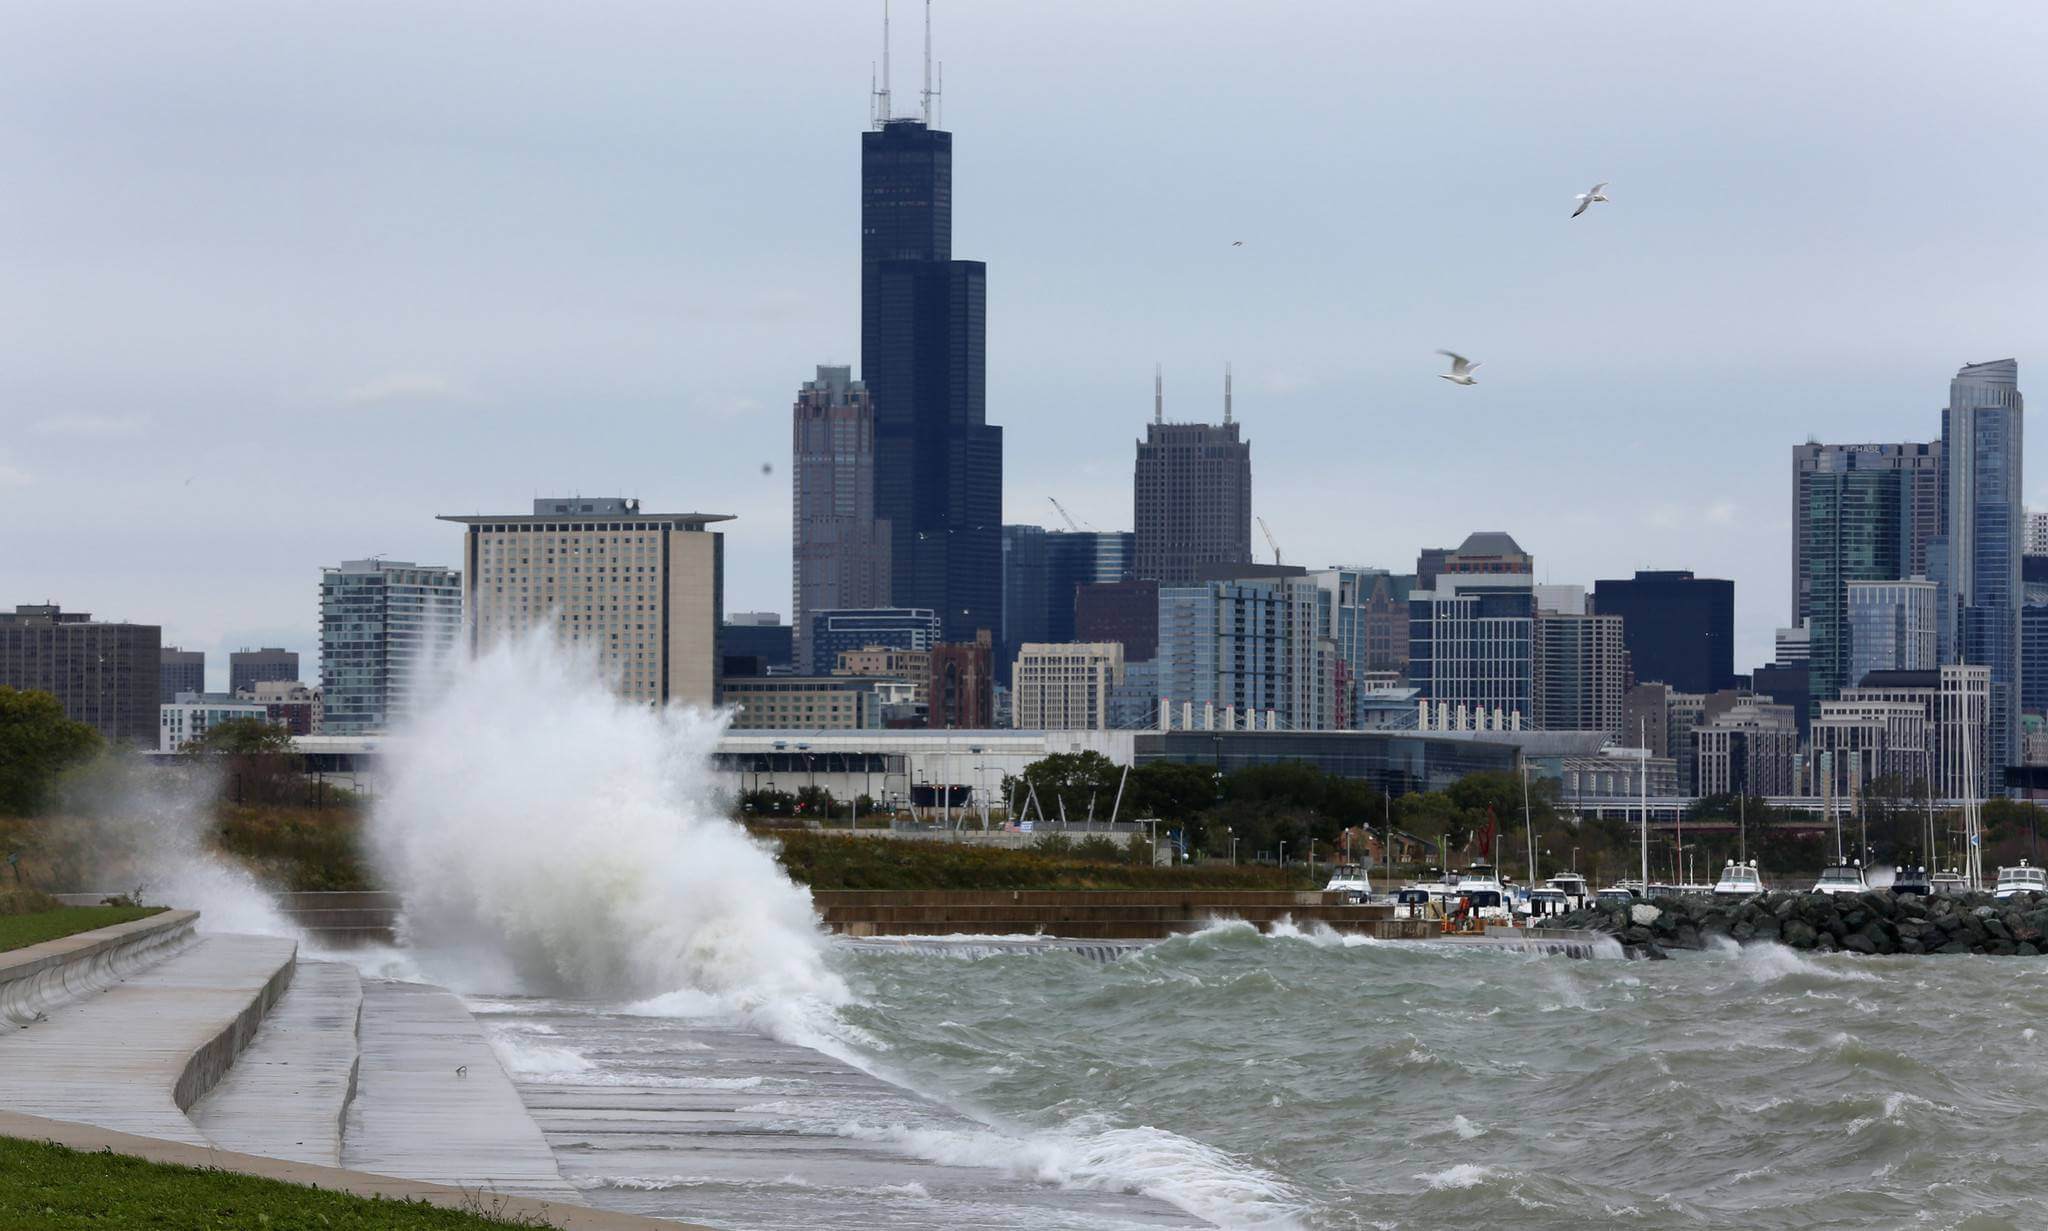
left=455, top=1065, right=468, bottom=1077
left=1570, top=182, right=1611, bottom=219
left=760, top=462, right=773, bottom=476
left=1436, top=351, right=1480, bottom=386
left=1231, top=240, right=1244, bottom=247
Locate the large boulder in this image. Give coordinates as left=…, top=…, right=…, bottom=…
left=1782, top=919, right=1820, bottom=948
left=1630, top=903, right=1662, bottom=927
left=1841, top=931, right=1879, bottom=955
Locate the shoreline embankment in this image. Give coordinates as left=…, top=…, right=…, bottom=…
left=1559, top=889, right=2048, bottom=957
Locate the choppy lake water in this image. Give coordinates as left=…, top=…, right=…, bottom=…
left=466, top=922, right=2048, bottom=1230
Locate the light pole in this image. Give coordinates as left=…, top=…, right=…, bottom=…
left=1571, top=846, right=1580, bottom=873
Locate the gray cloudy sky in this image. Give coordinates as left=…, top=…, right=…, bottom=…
left=6, top=1, right=2047, bottom=686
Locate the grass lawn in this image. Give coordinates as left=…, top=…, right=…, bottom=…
left=0, top=1136, right=559, bottom=1229
left=0, top=905, right=165, bottom=953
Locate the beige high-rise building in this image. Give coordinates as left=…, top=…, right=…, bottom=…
left=1013, top=642, right=1124, bottom=730
left=834, top=645, right=931, bottom=703
left=439, top=497, right=729, bottom=708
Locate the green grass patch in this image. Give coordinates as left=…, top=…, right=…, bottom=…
left=772, top=830, right=1311, bottom=890
left=0, top=1135, right=559, bottom=1228
left=0, top=905, right=164, bottom=952
left=213, top=804, right=376, bottom=892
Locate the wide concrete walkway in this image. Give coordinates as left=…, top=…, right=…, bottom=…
left=343, top=978, right=579, bottom=1203
left=191, top=960, right=364, bottom=1166
left=0, top=933, right=296, bottom=1144
left=501, top=1006, right=1203, bottom=1229
left=0, top=1110, right=702, bottom=1231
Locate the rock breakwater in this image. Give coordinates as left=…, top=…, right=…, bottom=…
left=1557, top=889, right=2048, bottom=957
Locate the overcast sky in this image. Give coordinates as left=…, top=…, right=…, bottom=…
left=6, top=1, right=2047, bottom=687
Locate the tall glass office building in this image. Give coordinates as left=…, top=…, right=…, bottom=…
left=1000, top=526, right=1134, bottom=682
left=318, top=559, right=461, bottom=734
left=1845, top=578, right=1937, bottom=686
left=1939, top=358, right=2024, bottom=779
left=1804, top=470, right=1903, bottom=703
left=862, top=106, right=1000, bottom=646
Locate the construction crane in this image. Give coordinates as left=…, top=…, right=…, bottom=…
left=1257, top=516, right=1284, bottom=566
left=1048, top=496, right=1091, bottom=532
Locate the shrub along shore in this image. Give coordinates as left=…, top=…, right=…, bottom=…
left=1559, top=889, right=2048, bottom=958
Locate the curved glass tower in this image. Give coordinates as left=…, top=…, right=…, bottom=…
left=1940, top=358, right=2023, bottom=787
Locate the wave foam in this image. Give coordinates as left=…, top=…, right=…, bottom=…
left=367, top=628, right=849, bottom=1042
left=1417, top=1163, right=1492, bottom=1190
left=1733, top=940, right=1881, bottom=984
left=835, top=1118, right=1309, bottom=1229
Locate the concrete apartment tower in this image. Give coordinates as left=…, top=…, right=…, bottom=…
left=1013, top=642, right=1125, bottom=730
left=439, top=498, right=728, bottom=709
left=160, top=646, right=205, bottom=703
left=1134, top=367, right=1252, bottom=585
left=228, top=647, right=299, bottom=693
left=318, top=559, right=461, bottom=733
left=792, top=365, right=891, bottom=673
left=0, top=604, right=160, bottom=745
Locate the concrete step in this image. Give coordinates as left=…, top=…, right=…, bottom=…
left=343, top=979, right=579, bottom=1204
left=189, top=960, right=364, bottom=1166
left=0, top=933, right=297, bottom=1145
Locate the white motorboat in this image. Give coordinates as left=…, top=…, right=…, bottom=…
left=1545, top=872, right=1591, bottom=910
left=1392, top=886, right=1436, bottom=919
left=1596, top=884, right=1639, bottom=908
left=1712, top=860, right=1766, bottom=898
left=1993, top=860, right=2047, bottom=900
left=1812, top=861, right=1870, bottom=896
left=1526, top=887, right=1572, bottom=920
left=1323, top=863, right=1373, bottom=904
left=1930, top=869, right=1971, bottom=897
left=1452, top=862, right=1514, bottom=922
left=1890, top=865, right=1932, bottom=897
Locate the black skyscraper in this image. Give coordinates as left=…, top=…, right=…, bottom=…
left=861, top=113, right=1000, bottom=645
left=1591, top=570, right=1736, bottom=695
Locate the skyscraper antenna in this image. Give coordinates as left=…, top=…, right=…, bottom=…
left=1224, top=362, right=1233, bottom=424
left=1154, top=364, right=1164, bottom=424
left=876, top=0, right=893, bottom=126
left=920, top=0, right=933, bottom=125
left=936, top=61, right=943, bottom=128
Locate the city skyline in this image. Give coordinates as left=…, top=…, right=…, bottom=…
left=7, top=4, right=2048, bottom=684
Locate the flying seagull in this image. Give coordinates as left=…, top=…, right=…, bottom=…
left=1231, top=240, right=1244, bottom=247
left=1570, top=182, right=1610, bottom=219
left=1436, top=351, right=1480, bottom=386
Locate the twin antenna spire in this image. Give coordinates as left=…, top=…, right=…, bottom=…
left=871, top=0, right=942, bottom=130
left=1152, top=364, right=1235, bottom=425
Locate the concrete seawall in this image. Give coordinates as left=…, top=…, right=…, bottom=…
left=0, top=910, right=198, bottom=1027
left=812, top=889, right=1436, bottom=938
left=164, top=889, right=1443, bottom=945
